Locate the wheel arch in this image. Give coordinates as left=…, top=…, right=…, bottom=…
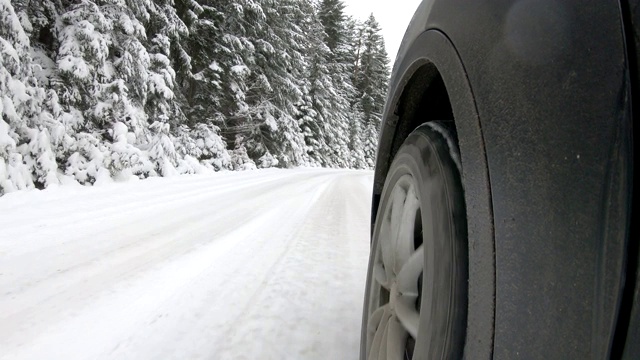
left=372, top=62, right=451, bottom=219
left=372, top=29, right=496, bottom=359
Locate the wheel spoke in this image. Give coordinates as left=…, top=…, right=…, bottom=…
left=389, top=184, right=407, bottom=239
left=386, top=316, right=408, bottom=360
left=394, top=244, right=423, bottom=339
left=388, top=184, right=407, bottom=273
left=368, top=305, right=386, bottom=334
left=396, top=295, right=420, bottom=339
left=379, top=214, right=395, bottom=284
left=377, top=319, right=390, bottom=360
left=394, top=184, right=419, bottom=275
left=368, top=306, right=391, bottom=360
left=373, top=261, right=389, bottom=289
left=397, top=245, right=424, bottom=298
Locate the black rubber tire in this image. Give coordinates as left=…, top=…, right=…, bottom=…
left=361, top=124, right=468, bottom=360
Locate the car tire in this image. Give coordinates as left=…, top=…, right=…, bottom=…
left=361, top=123, right=468, bottom=360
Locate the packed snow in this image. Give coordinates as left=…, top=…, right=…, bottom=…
left=0, top=168, right=373, bottom=359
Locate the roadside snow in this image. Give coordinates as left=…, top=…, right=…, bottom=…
left=0, top=168, right=373, bottom=360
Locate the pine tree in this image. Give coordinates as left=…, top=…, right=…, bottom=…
left=308, top=0, right=353, bottom=167
left=193, top=0, right=260, bottom=168
left=54, top=0, right=155, bottom=182
left=264, top=0, right=316, bottom=167
left=204, top=0, right=309, bottom=168
left=145, top=0, right=190, bottom=128
left=348, top=102, right=367, bottom=169
left=352, top=14, right=389, bottom=166
left=318, top=0, right=345, bottom=55
left=242, top=0, right=308, bottom=167
left=148, top=120, right=178, bottom=176
left=354, top=14, right=389, bottom=124
left=1, top=0, right=62, bottom=192
left=179, top=1, right=224, bottom=128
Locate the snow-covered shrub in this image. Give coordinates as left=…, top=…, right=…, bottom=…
left=230, top=135, right=256, bottom=171
left=258, top=152, right=278, bottom=168
left=107, top=121, right=152, bottom=180
left=192, top=123, right=229, bottom=170
left=0, top=118, right=32, bottom=193
left=17, top=128, right=58, bottom=188
left=176, top=155, right=212, bottom=175
left=173, top=123, right=231, bottom=171
left=148, top=121, right=177, bottom=177
left=65, top=132, right=109, bottom=185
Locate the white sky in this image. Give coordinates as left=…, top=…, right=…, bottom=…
left=343, top=0, right=423, bottom=61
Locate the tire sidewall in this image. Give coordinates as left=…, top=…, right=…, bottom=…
left=362, top=125, right=467, bottom=360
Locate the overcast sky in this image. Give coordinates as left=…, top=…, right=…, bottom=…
left=343, top=0, right=423, bottom=62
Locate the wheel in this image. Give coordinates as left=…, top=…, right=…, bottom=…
left=361, top=123, right=468, bottom=359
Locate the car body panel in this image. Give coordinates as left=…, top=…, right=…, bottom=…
left=374, top=0, right=633, bottom=357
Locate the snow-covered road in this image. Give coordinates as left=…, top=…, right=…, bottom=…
left=0, top=168, right=373, bottom=360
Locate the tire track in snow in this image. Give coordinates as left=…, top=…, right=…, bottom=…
left=0, top=169, right=324, bottom=253
left=0, top=169, right=372, bottom=360
left=0, top=172, right=335, bottom=345
left=215, top=172, right=372, bottom=360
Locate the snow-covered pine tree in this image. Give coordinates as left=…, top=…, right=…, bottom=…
left=144, top=33, right=180, bottom=176
left=310, top=0, right=353, bottom=168
left=352, top=14, right=389, bottom=167
left=169, top=0, right=231, bottom=170
left=1, top=0, right=62, bottom=193
left=127, top=0, right=194, bottom=176
left=55, top=0, right=154, bottom=183
left=348, top=102, right=367, bottom=169
left=190, top=0, right=260, bottom=169
left=227, top=0, right=307, bottom=168
left=11, top=0, right=88, bottom=183
left=296, top=94, right=325, bottom=166
left=201, top=0, right=307, bottom=168
left=56, top=1, right=111, bottom=128
left=179, top=0, right=223, bottom=128
left=318, top=0, right=345, bottom=55
left=145, top=0, right=190, bottom=127
left=262, top=0, right=310, bottom=168
left=297, top=1, right=343, bottom=167
left=12, top=0, right=60, bottom=75
left=340, top=16, right=365, bottom=165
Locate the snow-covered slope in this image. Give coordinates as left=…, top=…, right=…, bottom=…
left=0, top=168, right=373, bottom=360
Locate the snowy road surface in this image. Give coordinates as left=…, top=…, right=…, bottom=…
left=0, top=168, right=373, bottom=359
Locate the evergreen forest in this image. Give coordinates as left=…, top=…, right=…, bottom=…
left=0, top=0, right=390, bottom=194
